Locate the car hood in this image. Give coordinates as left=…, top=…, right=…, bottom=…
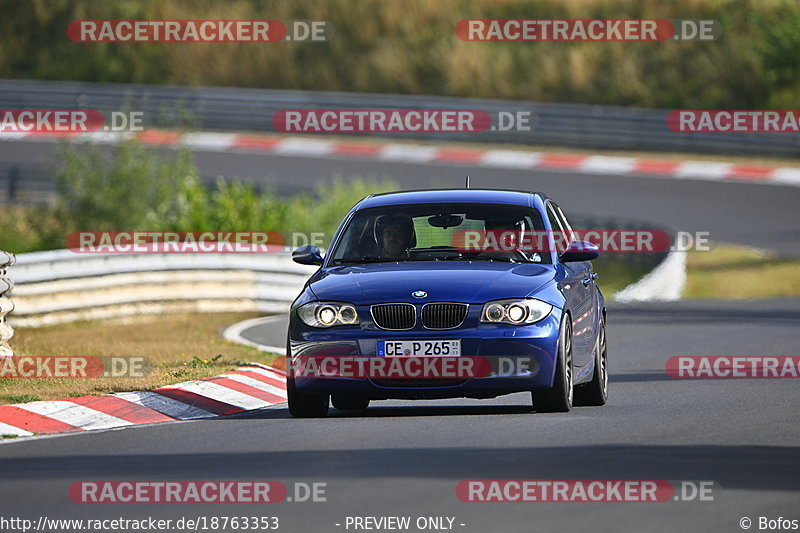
left=307, top=261, right=556, bottom=304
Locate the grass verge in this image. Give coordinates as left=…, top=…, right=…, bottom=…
left=684, top=244, right=800, bottom=299
left=594, top=260, right=655, bottom=296
left=0, top=312, right=280, bottom=405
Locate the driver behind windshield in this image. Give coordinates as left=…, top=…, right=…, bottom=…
left=377, top=215, right=415, bottom=259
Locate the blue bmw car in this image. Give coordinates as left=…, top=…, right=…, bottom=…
left=287, top=189, right=607, bottom=417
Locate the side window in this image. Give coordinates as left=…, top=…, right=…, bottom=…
left=545, top=203, right=567, bottom=254
left=553, top=203, right=575, bottom=246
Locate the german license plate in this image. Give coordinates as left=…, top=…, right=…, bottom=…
left=378, top=340, right=461, bottom=357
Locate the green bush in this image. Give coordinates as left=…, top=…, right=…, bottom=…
left=54, top=140, right=195, bottom=232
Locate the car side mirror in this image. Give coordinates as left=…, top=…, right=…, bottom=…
left=292, top=244, right=324, bottom=266
left=560, top=241, right=599, bottom=262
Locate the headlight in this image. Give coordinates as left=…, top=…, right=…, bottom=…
left=480, top=298, right=552, bottom=325
left=298, top=302, right=360, bottom=328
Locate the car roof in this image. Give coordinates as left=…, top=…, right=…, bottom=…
left=357, top=189, right=548, bottom=209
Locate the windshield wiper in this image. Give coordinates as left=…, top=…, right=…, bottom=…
left=464, top=256, right=519, bottom=263
left=332, top=256, right=401, bottom=264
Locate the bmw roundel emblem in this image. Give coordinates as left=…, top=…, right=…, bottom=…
left=412, top=290, right=427, bottom=298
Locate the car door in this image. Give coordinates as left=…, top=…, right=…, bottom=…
left=547, top=202, right=594, bottom=367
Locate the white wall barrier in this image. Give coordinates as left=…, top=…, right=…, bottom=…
left=8, top=249, right=311, bottom=328
left=614, top=249, right=687, bottom=302
left=0, top=250, right=15, bottom=356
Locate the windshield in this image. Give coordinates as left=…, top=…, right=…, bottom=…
left=329, top=203, right=549, bottom=265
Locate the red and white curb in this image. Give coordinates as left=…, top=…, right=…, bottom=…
left=0, top=363, right=286, bottom=439
left=3, top=129, right=799, bottom=187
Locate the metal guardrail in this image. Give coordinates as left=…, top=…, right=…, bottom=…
left=0, top=250, right=15, bottom=357
left=1, top=79, right=797, bottom=158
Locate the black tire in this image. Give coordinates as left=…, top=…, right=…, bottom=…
left=574, top=313, right=608, bottom=406
left=532, top=314, right=573, bottom=413
left=332, top=394, right=370, bottom=410
left=286, top=339, right=329, bottom=418
left=287, top=376, right=330, bottom=418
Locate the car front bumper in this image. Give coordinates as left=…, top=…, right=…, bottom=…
left=288, top=308, right=562, bottom=400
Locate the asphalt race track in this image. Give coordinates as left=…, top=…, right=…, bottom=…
left=0, top=140, right=798, bottom=532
